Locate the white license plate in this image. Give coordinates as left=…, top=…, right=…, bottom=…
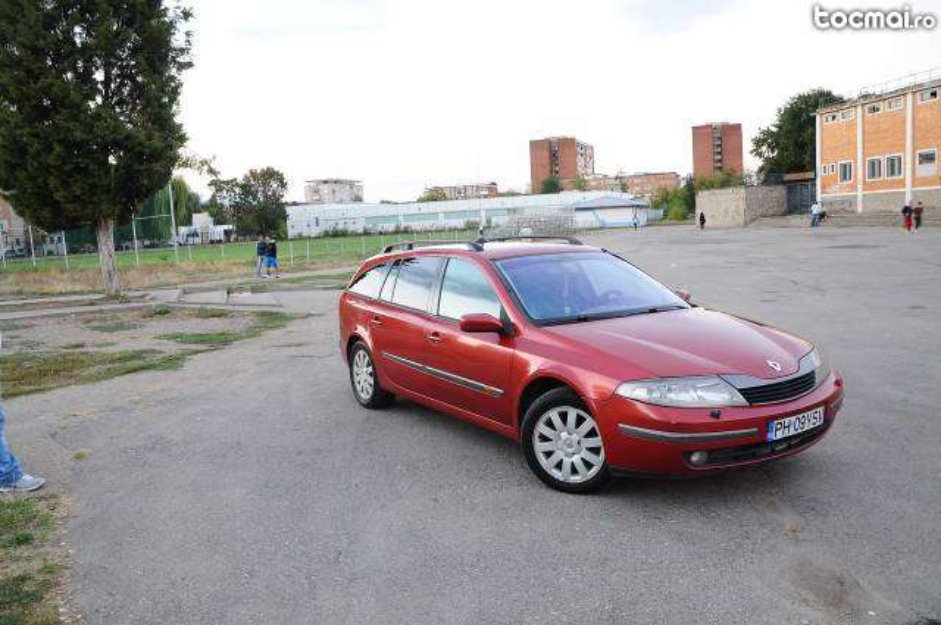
left=766, top=407, right=824, bottom=441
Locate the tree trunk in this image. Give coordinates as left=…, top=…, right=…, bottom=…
left=96, top=218, right=121, bottom=296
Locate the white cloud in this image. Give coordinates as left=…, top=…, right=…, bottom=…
left=178, top=0, right=941, bottom=201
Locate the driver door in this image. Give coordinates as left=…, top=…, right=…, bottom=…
left=421, top=257, right=515, bottom=425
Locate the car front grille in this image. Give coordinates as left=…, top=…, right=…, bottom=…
left=737, top=370, right=817, bottom=405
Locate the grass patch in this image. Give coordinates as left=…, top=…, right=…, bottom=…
left=159, top=332, right=239, bottom=346
left=86, top=321, right=140, bottom=333
left=192, top=308, right=230, bottom=319
left=158, top=310, right=294, bottom=347
left=71, top=449, right=90, bottom=461
left=61, top=342, right=86, bottom=350
left=0, top=349, right=190, bottom=397
left=0, top=497, right=65, bottom=625
left=142, top=304, right=173, bottom=317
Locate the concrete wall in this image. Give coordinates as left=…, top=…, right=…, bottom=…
left=697, top=187, right=746, bottom=227
left=696, top=185, right=786, bottom=227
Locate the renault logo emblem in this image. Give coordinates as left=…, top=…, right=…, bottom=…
left=767, top=360, right=782, bottom=372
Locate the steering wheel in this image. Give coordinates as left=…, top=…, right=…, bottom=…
left=598, top=289, right=626, bottom=305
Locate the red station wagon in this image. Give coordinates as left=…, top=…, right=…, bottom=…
left=338, top=237, right=845, bottom=493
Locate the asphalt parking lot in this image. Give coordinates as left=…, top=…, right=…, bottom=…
left=10, top=225, right=941, bottom=624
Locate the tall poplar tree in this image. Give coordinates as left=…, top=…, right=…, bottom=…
left=0, top=0, right=192, bottom=294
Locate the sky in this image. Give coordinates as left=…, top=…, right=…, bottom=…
left=178, top=0, right=941, bottom=202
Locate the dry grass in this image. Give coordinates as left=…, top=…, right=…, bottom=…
left=0, top=258, right=353, bottom=297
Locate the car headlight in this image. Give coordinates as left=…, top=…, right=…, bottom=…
left=615, top=376, right=748, bottom=408
left=806, top=347, right=831, bottom=386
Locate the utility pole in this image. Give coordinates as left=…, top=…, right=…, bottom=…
left=167, top=180, right=179, bottom=263
left=131, top=216, right=140, bottom=267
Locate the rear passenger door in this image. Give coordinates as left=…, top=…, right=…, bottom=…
left=422, top=257, right=515, bottom=425
left=372, top=255, right=443, bottom=395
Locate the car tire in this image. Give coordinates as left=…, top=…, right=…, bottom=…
left=349, top=342, right=394, bottom=409
left=521, top=387, right=611, bottom=493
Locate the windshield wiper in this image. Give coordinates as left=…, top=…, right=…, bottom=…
left=540, top=305, right=686, bottom=326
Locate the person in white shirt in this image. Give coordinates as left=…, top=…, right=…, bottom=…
left=810, top=201, right=823, bottom=228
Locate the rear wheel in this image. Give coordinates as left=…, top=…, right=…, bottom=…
left=521, top=387, right=610, bottom=493
left=349, top=342, right=394, bottom=409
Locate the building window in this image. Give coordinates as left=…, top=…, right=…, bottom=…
left=886, top=154, right=903, bottom=179
left=829, top=163, right=836, bottom=175
left=866, top=102, right=882, bottom=115
left=823, top=112, right=838, bottom=123
left=839, top=161, right=853, bottom=183
left=916, top=148, right=937, bottom=177
left=886, top=96, right=904, bottom=111
left=840, top=108, right=855, bottom=121
left=866, top=157, right=883, bottom=180
left=917, top=88, right=938, bottom=103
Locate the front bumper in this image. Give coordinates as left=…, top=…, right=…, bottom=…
left=594, top=370, right=844, bottom=476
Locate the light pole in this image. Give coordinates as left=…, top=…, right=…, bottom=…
left=167, top=180, right=179, bottom=264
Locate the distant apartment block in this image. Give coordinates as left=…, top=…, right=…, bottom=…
left=304, top=178, right=363, bottom=204
left=621, top=172, right=681, bottom=198
left=530, top=137, right=594, bottom=191
left=426, top=182, right=499, bottom=200
left=816, top=78, right=940, bottom=213
left=692, top=122, right=743, bottom=177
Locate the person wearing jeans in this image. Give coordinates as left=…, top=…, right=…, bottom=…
left=0, top=401, right=44, bottom=493
left=255, top=234, right=267, bottom=278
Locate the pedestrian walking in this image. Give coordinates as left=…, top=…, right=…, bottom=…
left=902, top=204, right=913, bottom=233
left=698, top=211, right=706, bottom=230
left=631, top=216, right=638, bottom=231
left=266, top=237, right=281, bottom=278
left=810, top=200, right=823, bottom=228
left=254, top=234, right=267, bottom=278
left=913, top=201, right=925, bottom=232
left=0, top=334, right=45, bottom=494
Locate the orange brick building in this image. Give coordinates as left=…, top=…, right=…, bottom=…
left=817, top=79, right=940, bottom=212
left=692, top=122, right=743, bottom=177
left=529, top=137, right=594, bottom=191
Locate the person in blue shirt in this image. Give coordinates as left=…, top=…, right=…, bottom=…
left=255, top=234, right=267, bottom=278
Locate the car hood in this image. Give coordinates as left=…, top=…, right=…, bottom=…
left=543, top=308, right=812, bottom=380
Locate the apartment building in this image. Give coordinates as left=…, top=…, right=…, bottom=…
left=622, top=172, right=681, bottom=198
left=816, top=78, right=940, bottom=212
left=304, top=178, right=364, bottom=204
left=529, top=137, right=594, bottom=190
left=426, top=182, right=499, bottom=200
left=692, top=123, right=743, bottom=177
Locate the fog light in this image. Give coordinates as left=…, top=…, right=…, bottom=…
left=689, top=451, right=709, bottom=466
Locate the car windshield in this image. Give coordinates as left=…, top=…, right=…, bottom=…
left=495, top=252, right=688, bottom=324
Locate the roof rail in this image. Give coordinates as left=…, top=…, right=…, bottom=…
left=478, top=235, right=583, bottom=245
left=381, top=240, right=484, bottom=254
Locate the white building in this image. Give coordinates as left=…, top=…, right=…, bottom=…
left=286, top=191, right=656, bottom=238
left=304, top=178, right=364, bottom=204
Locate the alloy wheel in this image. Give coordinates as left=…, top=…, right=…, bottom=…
left=352, top=349, right=374, bottom=401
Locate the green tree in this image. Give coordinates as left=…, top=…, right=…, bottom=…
left=540, top=176, right=562, bottom=194
left=0, top=0, right=193, bottom=294
left=232, top=167, right=287, bottom=237
left=205, top=177, right=239, bottom=225
left=417, top=188, right=447, bottom=202
left=573, top=175, right=587, bottom=191
left=751, top=89, right=845, bottom=177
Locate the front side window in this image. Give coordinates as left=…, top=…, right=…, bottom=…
left=437, top=258, right=502, bottom=320
left=390, top=256, right=441, bottom=311
left=348, top=263, right=390, bottom=299
left=839, top=161, right=853, bottom=183
left=866, top=157, right=883, bottom=180
left=496, top=252, right=687, bottom=324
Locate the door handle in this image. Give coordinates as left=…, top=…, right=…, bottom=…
left=426, top=331, right=443, bottom=343
left=370, top=316, right=383, bottom=326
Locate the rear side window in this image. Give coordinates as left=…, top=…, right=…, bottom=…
left=437, top=258, right=502, bottom=320
left=390, top=256, right=441, bottom=311
left=348, top=263, right=390, bottom=299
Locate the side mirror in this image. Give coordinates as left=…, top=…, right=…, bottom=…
left=673, top=288, right=691, bottom=303
left=459, top=313, right=504, bottom=334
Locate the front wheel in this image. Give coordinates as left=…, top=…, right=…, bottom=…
left=349, top=342, right=394, bottom=409
left=521, top=388, right=610, bottom=493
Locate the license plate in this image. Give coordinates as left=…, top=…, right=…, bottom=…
left=766, top=407, right=824, bottom=441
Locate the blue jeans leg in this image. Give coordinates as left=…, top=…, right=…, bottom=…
left=0, top=403, right=24, bottom=486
